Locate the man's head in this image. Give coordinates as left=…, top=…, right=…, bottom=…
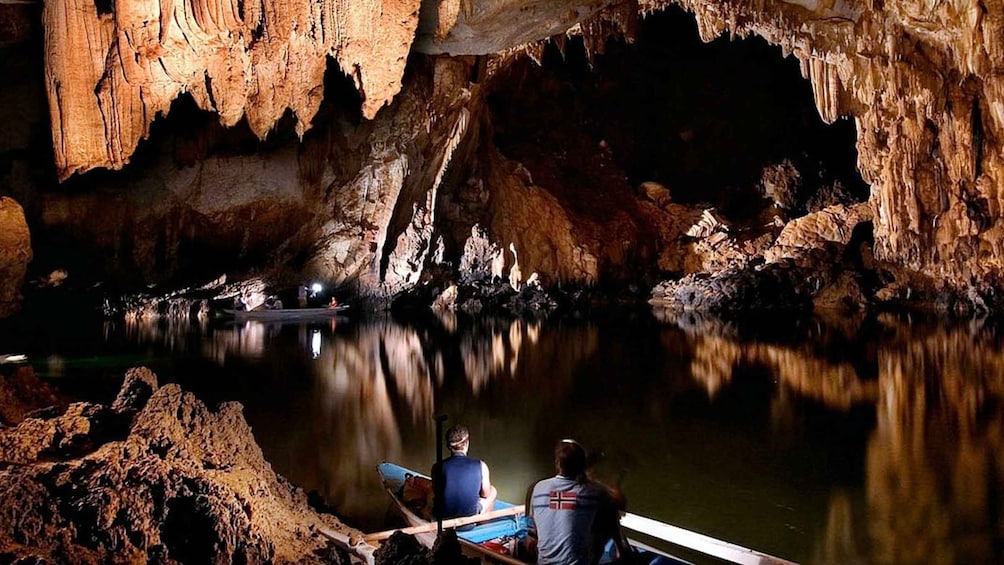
left=555, top=439, right=587, bottom=478
left=446, top=425, right=470, bottom=454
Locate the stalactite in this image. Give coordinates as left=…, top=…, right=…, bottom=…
left=44, top=0, right=422, bottom=180
left=524, top=41, right=546, bottom=67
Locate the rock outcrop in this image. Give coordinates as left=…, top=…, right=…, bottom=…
left=647, top=0, right=1004, bottom=299
left=0, top=197, right=32, bottom=318
left=0, top=366, right=357, bottom=564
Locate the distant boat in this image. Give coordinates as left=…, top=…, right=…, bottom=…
left=0, top=354, right=27, bottom=365
left=374, top=462, right=690, bottom=565
left=219, top=304, right=350, bottom=321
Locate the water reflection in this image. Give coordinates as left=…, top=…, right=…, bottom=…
left=61, top=310, right=1004, bottom=563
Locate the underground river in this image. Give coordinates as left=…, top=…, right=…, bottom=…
left=2, top=306, right=1001, bottom=565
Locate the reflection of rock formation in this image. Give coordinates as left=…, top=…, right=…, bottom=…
left=865, top=318, right=1004, bottom=565
left=664, top=312, right=1004, bottom=564
left=681, top=317, right=878, bottom=409
left=812, top=490, right=867, bottom=565
left=279, top=319, right=437, bottom=528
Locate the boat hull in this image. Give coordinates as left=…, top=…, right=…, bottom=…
left=220, top=305, right=350, bottom=321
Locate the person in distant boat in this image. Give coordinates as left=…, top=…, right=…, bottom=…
left=525, top=439, right=630, bottom=565
left=298, top=285, right=308, bottom=308
left=233, top=295, right=247, bottom=312
left=431, top=424, right=498, bottom=520
left=328, top=296, right=339, bottom=308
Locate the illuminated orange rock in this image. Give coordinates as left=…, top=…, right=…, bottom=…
left=43, top=0, right=421, bottom=179
left=0, top=197, right=32, bottom=317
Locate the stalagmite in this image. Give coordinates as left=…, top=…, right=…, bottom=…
left=508, top=242, right=522, bottom=291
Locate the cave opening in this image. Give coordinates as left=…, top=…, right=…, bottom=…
left=487, top=6, right=868, bottom=230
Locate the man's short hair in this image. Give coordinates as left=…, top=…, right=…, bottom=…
left=555, top=439, right=587, bottom=478
left=446, top=425, right=470, bottom=452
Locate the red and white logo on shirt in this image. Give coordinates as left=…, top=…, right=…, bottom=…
left=548, top=490, right=578, bottom=510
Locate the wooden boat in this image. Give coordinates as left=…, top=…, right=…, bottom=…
left=375, top=462, right=528, bottom=551
left=375, top=462, right=693, bottom=565
left=219, top=304, right=350, bottom=321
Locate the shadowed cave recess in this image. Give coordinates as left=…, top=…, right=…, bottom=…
left=1, top=5, right=883, bottom=322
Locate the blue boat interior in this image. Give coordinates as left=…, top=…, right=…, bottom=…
left=378, top=462, right=530, bottom=544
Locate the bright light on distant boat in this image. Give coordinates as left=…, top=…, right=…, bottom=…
left=311, top=283, right=323, bottom=293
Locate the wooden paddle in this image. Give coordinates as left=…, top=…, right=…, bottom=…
left=363, top=504, right=526, bottom=543
left=620, top=513, right=800, bottom=565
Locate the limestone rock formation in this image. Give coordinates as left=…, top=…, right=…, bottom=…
left=649, top=0, right=1004, bottom=299
left=413, top=0, right=626, bottom=56
left=0, top=197, right=32, bottom=317
left=44, top=0, right=421, bottom=179
left=765, top=203, right=873, bottom=264
left=0, top=367, right=357, bottom=563
left=29, top=0, right=1004, bottom=310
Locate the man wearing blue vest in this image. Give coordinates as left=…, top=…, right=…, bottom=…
left=432, top=424, right=498, bottom=519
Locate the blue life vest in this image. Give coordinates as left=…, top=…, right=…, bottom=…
left=434, top=454, right=482, bottom=519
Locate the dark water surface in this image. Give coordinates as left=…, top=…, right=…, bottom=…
left=2, top=307, right=1002, bottom=565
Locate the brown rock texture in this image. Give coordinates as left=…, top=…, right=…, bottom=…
left=0, top=366, right=66, bottom=428
left=0, top=197, right=32, bottom=317
left=0, top=367, right=357, bottom=564
left=43, top=0, right=421, bottom=179
left=645, top=0, right=1004, bottom=296
left=36, top=0, right=1004, bottom=304
left=413, top=0, right=624, bottom=56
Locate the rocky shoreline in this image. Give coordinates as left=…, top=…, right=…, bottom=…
left=0, top=365, right=453, bottom=564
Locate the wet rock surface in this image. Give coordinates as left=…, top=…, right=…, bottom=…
left=0, top=368, right=357, bottom=564
left=0, top=366, right=66, bottom=428
left=0, top=197, right=32, bottom=318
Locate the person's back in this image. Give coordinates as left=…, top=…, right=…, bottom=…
left=432, top=424, right=497, bottom=520
left=436, top=453, right=483, bottom=519
left=530, top=474, right=611, bottom=564
left=528, top=439, right=625, bottom=565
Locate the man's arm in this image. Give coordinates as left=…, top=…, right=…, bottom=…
left=480, top=460, right=499, bottom=512
left=597, top=483, right=633, bottom=561
left=480, top=461, right=492, bottom=498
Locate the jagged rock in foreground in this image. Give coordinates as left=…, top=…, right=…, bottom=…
left=0, top=197, right=32, bottom=318
left=0, top=367, right=357, bottom=564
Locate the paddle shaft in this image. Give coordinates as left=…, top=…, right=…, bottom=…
left=364, top=504, right=526, bottom=543
left=434, top=414, right=447, bottom=534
